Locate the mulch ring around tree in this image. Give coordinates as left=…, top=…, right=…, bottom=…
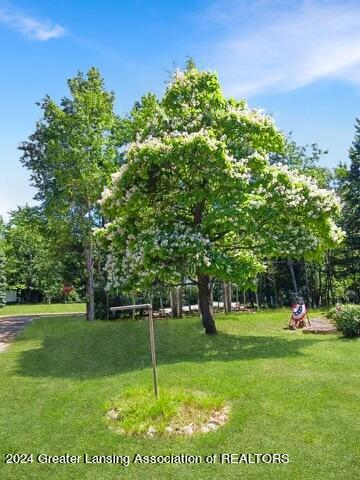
left=105, top=387, right=230, bottom=438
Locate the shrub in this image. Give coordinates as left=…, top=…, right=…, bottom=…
left=327, top=305, right=360, bottom=338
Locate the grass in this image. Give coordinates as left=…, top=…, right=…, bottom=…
left=105, top=387, right=225, bottom=436
left=0, top=310, right=359, bottom=479
left=0, top=302, right=86, bottom=316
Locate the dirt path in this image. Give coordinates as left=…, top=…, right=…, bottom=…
left=0, top=312, right=85, bottom=352
left=0, top=316, right=33, bottom=352
left=302, top=317, right=337, bottom=334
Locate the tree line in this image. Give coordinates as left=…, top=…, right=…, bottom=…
left=0, top=64, right=358, bottom=332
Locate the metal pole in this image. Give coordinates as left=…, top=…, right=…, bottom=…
left=148, top=306, right=158, bottom=398
left=110, top=303, right=159, bottom=398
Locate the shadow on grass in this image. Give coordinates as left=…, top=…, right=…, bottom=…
left=16, top=316, right=320, bottom=379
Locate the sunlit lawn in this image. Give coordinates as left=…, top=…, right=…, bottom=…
left=0, top=303, right=85, bottom=316
left=0, top=310, right=358, bottom=479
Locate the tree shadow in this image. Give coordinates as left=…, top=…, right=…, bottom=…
left=17, top=317, right=320, bottom=379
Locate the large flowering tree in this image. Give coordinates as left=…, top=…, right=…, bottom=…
left=99, top=63, right=343, bottom=334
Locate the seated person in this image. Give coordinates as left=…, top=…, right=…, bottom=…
left=289, top=302, right=310, bottom=329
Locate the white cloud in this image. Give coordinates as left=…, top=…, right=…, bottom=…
left=202, top=1, right=360, bottom=96
left=0, top=5, right=65, bottom=41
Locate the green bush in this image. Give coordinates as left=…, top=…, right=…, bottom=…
left=327, top=305, right=360, bottom=338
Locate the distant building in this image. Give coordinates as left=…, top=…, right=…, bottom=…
left=5, top=290, right=18, bottom=303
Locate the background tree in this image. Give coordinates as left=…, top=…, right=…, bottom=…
left=19, top=68, right=123, bottom=320
left=4, top=206, right=63, bottom=302
left=99, top=64, right=343, bottom=334
left=270, top=136, right=332, bottom=188
left=334, top=119, right=360, bottom=302
left=269, top=135, right=334, bottom=306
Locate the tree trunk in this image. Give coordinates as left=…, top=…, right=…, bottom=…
left=170, top=286, right=183, bottom=318
left=25, top=286, right=31, bottom=303
left=255, top=290, right=259, bottom=310
left=325, top=253, right=332, bottom=306
left=187, top=285, right=192, bottom=313
left=106, top=291, right=110, bottom=320
left=249, top=291, right=255, bottom=308
left=132, top=295, right=136, bottom=320
left=272, top=273, right=279, bottom=308
left=85, top=242, right=95, bottom=322
left=198, top=273, right=217, bottom=334
left=303, top=260, right=312, bottom=308
left=318, top=265, right=322, bottom=307
left=265, top=274, right=272, bottom=307
left=223, top=282, right=232, bottom=313
left=287, top=259, right=298, bottom=293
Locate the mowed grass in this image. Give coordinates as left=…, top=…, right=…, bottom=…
left=0, top=303, right=86, bottom=316
left=0, top=310, right=359, bottom=480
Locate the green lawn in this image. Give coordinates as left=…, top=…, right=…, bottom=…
left=0, top=311, right=359, bottom=479
left=0, top=302, right=85, bottom=316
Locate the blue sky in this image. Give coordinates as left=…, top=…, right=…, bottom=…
left=1, top=0, right=360, bottom=219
